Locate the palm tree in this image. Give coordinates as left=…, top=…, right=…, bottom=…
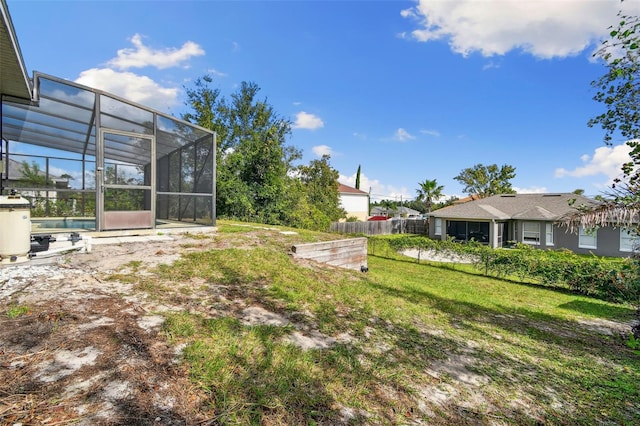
left=416, top=179, right=444, bottom=214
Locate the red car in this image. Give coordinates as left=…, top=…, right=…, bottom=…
left=367, top=215, right=390, bottom=221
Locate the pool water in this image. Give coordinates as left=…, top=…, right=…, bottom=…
left=32, top=218, right=172, bottom=230
left=32, top=218, right=96, bottom=229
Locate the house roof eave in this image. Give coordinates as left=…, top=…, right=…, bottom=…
left=1, top=0, right=33, bottom=102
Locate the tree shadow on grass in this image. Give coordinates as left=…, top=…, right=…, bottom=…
left=364, top=273, right=634, bottom=360
left=558, top=299, right=636, bottom=319
left=360, top=278, right=640, bottom=424
left=369, top=252, right=638, bottom=311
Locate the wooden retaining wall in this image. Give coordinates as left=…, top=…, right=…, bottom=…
left=330, top=219, right=428, bottom=236
left=290, top=238, right=368, bottom=271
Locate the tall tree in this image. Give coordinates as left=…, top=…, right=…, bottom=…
left=182, top=76, right=301, bottom=224
left=454, top=163, right=516, bottom=198
left=415, top=178, right=444, bottom=213
left=182, top=75, right=227, bottom=147
left=355, top=165, right=361, bottom=190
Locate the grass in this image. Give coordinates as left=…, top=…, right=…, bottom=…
left=138, top=221, right=640, bottom=424
left=5, top=304, right=29, bottom=318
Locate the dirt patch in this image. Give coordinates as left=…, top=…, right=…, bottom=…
left=0, top=233, right=214, bottom=425
left=0, top=293, right=207, bottom=424
left=0, top=229, right=361, bottom=424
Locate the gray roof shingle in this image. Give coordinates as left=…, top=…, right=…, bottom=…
left=429, top=193, right=598, bottom=221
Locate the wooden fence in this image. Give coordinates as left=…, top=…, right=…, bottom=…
left=330, top=219, right=429, bottom=236
left=290, top=238, right=368, bottom=271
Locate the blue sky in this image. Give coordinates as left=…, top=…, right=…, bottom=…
left=7, top=0, right=640, bottom=203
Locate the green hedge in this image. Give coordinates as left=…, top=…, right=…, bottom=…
left=373, top=236, right=640, bottom=304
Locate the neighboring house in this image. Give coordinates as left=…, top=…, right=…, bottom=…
left=369, top=206, right=391, bottom=217
left=2, top=157, right=70, bottom=199
left=428, top=193, right=639, bottom=258
left=369, top=205, right=422, bottom=218
left=397, top=206, right=422, bottom=218
left=452, top=194, right=481, bottom=204
left=338, top=183, right=369, bottom=221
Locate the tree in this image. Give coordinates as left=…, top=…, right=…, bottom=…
left=182, top=76, right=301, bottom=225
left=588, top=6, right=640, bottom=187
left=562, top=184, right=640, bottom=239
left=103, top=165, right=144, bottom=211
left=404, top=198, right=426, bottom=213
left=18, top=161, right=49, bottom=187
left=453, top=163, right=516, bottom=198
left=297, top=155, right=346, bottom=226
left=563, top=5, right=640, bottom=235
left=415, top=178, right=444, bottom=213
left=379, top=199, right=396, bottom=217
left=182, top=75, right=226, bottom=145
left=355, top=165, right=361, bottom=190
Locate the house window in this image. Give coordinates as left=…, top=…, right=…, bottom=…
left=434, top=218, right=442, bottom=235
left=578, top=227, right=597, bottom=249
left=545, top=223, right=554, bottom=246
left=620, top=228, right=639, bottom=252
left=522, top=221, right=540, bottom=244
left=447, top=221, right=489, bottom=243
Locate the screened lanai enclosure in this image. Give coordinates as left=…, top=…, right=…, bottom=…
left=1, top=72, right=216, bottom=232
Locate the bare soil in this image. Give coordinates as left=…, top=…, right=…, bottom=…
left=0, top=232, right=217, bottom=425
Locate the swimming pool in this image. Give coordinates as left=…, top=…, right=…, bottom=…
left=32, top=218, right=96, bottom=230
left=31, top=218, right=175, bottom=231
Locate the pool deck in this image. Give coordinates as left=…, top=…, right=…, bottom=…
left=0, top=224, right=218, bottom=267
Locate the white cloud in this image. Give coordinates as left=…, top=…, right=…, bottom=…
left=394, top=128, right=415, bottom=142
left=207, top=68, right=227, bottom=77
left=293, top=111, right=324, bottom=130
left=420, top=129, right=440, bottom=137
left=312, top=145, right=333, bottom=157
left=75, top=68, right=179, bottom=112
left=353, top=132, right=367, bottom=141
left=71, top=35, right=208, bottom=113
left=513, top=185, right=548, bottom=194
left=47, top=164, right=93, bottom=189
left=339, top=172, right=411, bottom=203
left=401, top=0, right=640, bottom=59
left=107, top=34, right=204, bottom=70
left=554, top=143, right=633, bottom=184
left=482, top=60, right=501, bottom=71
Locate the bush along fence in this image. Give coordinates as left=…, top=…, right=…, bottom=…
left=330, top=218, right=428, bottom=236
left=370, top=235, right=640, bottom=305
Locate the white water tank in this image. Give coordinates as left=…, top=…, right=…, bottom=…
left=0, top=194, right=31, bottom=263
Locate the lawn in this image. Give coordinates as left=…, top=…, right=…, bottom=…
left=145, top=222, right=639, bottom=425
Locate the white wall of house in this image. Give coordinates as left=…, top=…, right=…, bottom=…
left=340, top=193, right=369, bottom=221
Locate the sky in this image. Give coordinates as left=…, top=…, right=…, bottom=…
left=6, top=0, right=640, bottom=203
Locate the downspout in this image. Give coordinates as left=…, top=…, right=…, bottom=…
left=491, top=219, right=496, bottom=248
left=0, top=98, right=4, bottom=195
